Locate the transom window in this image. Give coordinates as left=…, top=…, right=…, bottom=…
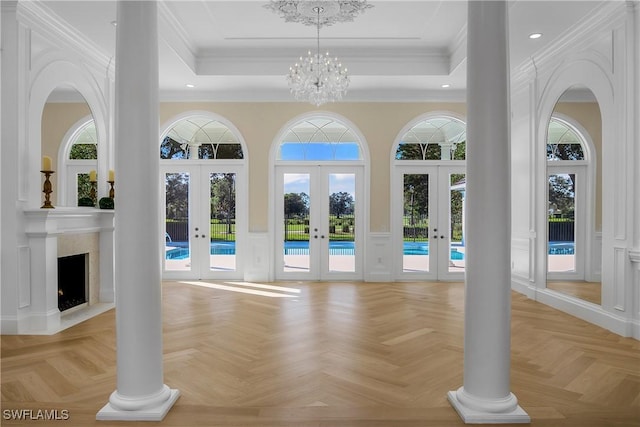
left=161, top=117, right=244, bottom=160
left=547, top=118, right=585, bottom=161
left=395, top=117, right=466, bottom=161
left=68, top=120, right=97, bottom=160
left=277, top=117, right=361, bottom=161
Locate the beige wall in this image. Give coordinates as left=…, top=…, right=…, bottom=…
left=43, top=101, right=467, bottom=231
left=160, top=102, right=467, bottom=232
left=42, top=100, right=601, bottom=234
left=552, top=102, right=602, bottom=230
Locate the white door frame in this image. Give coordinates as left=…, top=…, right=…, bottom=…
left=392, top=162, right=466, bottom=281
left=161, top=161, right=246, bottom=280
left=546, top=163, right=587, bottom=281
left=274, top=164, right=364, bottom=281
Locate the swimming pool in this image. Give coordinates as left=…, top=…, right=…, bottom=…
left=166, top=241, right=466, bottom=260
left=166, top=240, right=574, bottom=260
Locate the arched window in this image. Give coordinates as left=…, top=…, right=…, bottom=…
left=395, top=117, right=466, bottom=161
left=159, top=113, right=247, bottom=280
left=59, top=117, right=98, bottom=206
left=160, top=117, right=244, bottom=160
left=272, top=113, right=368, bottom=281
left=277, top=117, right=361, bottom=161
left=547, top=118, right=585, bottom=161
left=391, top=114, right=467, bottom=281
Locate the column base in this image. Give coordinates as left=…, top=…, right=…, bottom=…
left=96, top=388, right=180, bottom=421
left=448, top=388, right=530, bottom=424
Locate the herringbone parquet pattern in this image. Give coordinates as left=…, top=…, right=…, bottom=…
left=1, top=281, right=639, bottom=426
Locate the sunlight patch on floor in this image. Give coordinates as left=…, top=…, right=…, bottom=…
left=179, top=281, right=299, bottom=298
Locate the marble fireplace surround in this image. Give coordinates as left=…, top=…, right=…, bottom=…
left=23, top=208, right=114, bottom=334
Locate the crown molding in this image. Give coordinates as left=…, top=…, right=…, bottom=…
left=158, top=1, right=198, bottom=73
left=16, top=1, right=111, bottom=76
left=512, top=0, right=626, bottom=86
left=449, top=24, right=467, bottom=73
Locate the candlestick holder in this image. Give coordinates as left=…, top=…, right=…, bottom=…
left=90, top=180, right=97, bottom=205
left=40, top=170, right=55, bottom=209
left=108, top=180, right=115, bottom=199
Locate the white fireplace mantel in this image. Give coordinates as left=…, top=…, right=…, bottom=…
left=21, top=207, right=114, bottom=334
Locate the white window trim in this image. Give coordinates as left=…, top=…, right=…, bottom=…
left=57, top=115, right=97, bottom=206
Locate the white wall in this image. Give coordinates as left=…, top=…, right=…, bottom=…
left=510, top=1, right=640, bottom=338
left=1, top=1, right=113, bottom=333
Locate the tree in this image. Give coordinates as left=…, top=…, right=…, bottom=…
left=69, top=143, right=97, bottom=160
left=211, top=173, right=236, bottom=235
left=329, top=192, right=354, bottom=218
left=395, top=142, right=441, bottom=160
left=160, top=136, right=186, bottom=159
left=165, top=173, right=189, bottom=220
left=548, top=173, right=575, bottom=217
left=284, top=192, right=309, bottom=218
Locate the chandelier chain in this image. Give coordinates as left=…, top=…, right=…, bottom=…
left=267, top=1, right=373, bottom=106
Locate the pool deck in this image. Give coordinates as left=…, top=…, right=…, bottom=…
left=165, top=247, right=576, bottom=274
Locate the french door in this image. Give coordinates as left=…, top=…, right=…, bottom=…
left=394, top=164, right=466, bottom=281
left=162, top=164, right=245, bottom=280
left=275, top=165, right=363, bottom=280
left=547, top=165, right=586, bottom=280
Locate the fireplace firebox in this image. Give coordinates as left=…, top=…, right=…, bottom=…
left=58, top=254, right=88, bottom=312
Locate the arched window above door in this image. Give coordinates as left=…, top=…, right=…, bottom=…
left=68, top=120, right=97, bottom=160
left=277, top=117, right=362, bottom=161
left=161, top=117, right=244, bottom=160
left=58, top=116, right=98, bottom=206
left=395, top=116, right=466, bottom=161
left=547, top=117, right=586, bottom=161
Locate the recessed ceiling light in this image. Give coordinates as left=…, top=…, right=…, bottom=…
left=441, top=84, right=451, bottom=88
left=529, top=33, right=542, bottom=39
left=186, top=84, right=195, bottom=88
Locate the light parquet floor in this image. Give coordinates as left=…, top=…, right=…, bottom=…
left=1, top=280, right=639, bottom=426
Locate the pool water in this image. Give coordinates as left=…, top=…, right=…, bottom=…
left=166, top=240, right=575, bottom=260
left=166, top=241, right=466, bottom=260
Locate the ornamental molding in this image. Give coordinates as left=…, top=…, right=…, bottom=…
left=17, top=1, right=111, bottom=78
left=511, top=0, right=626, bottom=87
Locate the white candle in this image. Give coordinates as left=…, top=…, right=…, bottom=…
left=42, top=156, right=52, bottom=171
left=89, top=170, right=97, bottom=182
left=108, top=169, right=115, bottom=181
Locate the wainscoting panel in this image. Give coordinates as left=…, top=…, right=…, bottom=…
left=18, top=246, right=31, bottom=308
left=366, top=233, right=392, bottom=282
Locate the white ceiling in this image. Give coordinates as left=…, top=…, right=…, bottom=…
left=37, top=0, right=606, bottom=102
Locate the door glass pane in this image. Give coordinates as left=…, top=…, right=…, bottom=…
left=403, top=174, right=430, bottom=272
left=76, top=173, right=92, bottom=206
left=548, top=173, right=576, bottom=272
left=165, top=172, right=191, bottom=272
left=283, top=173, right=310, bottom=272
left=449, top=173, right=466, bottom=272
left=328, top=173, right=356, bottom=272
left=210, top=173, right=236, bottom=272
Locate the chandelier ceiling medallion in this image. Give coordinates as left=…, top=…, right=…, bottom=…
left=265, top=1, right=373, bottom=106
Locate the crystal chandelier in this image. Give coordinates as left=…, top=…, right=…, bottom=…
left=265, top=1, right=373, bottom=106
left=287, top=7, right=349, bottom=106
